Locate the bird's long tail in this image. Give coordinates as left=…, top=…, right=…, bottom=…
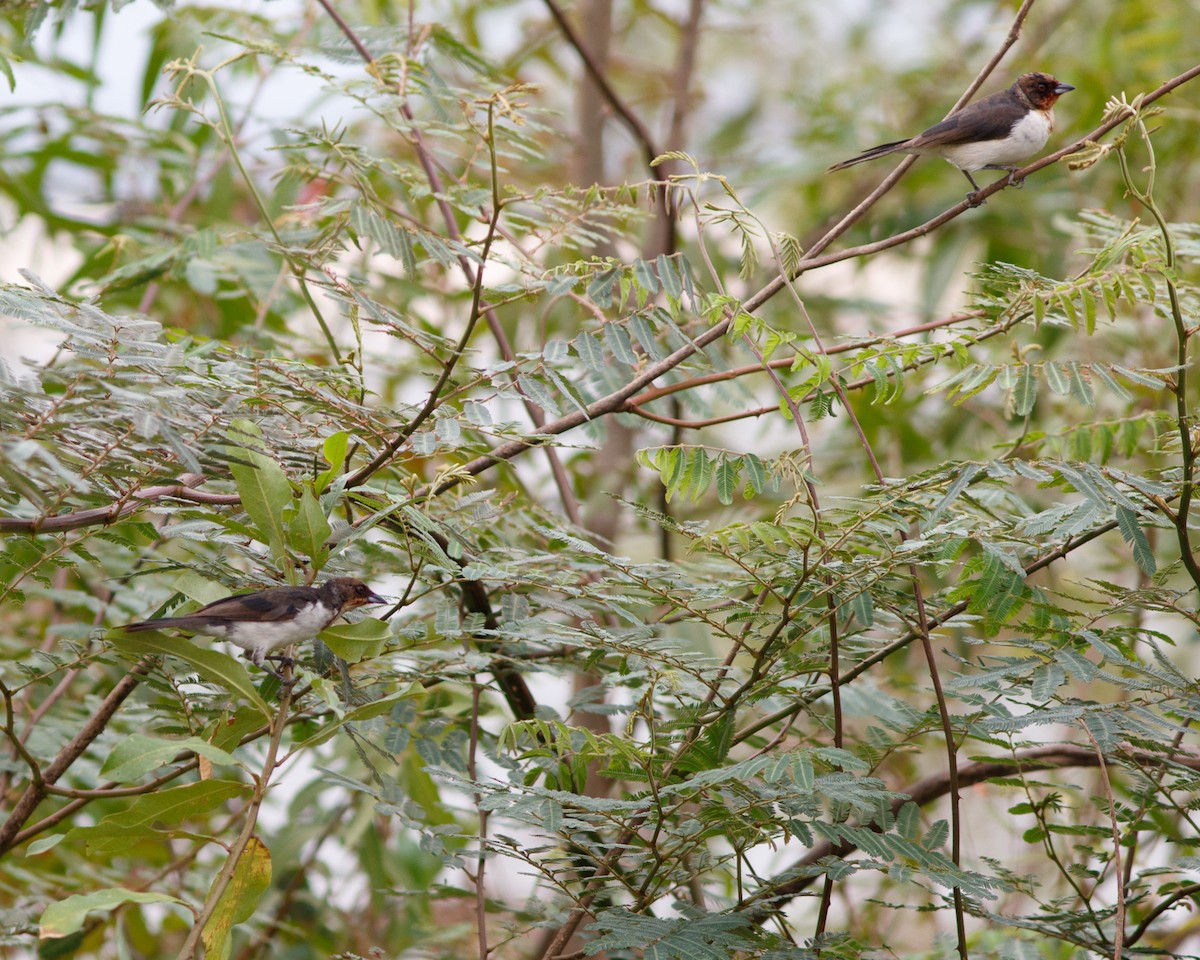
left=828, top=139, right=911, bottom=172
left=121, top=618, right=192, bottom=632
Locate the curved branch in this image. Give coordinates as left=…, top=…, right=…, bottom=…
left=0, top=659, right=153, bottom=855
left=9, top=68, right=1200, bottom=531
left=175, top=682, right=295, bottom=959
left=781, top=59, right=1200, bottom=287
left=0, top=476, right=239, bottom=534
left=740, top=742, right=1200, bottom=919
left=732, top=513, right=1124, bottom=745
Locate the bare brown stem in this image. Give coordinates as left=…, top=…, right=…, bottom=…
left=0, top=659, right=153, bottom=855
left=175, top=681, right=295, bottom=959
left=740, top=742, right=1200, bottom=918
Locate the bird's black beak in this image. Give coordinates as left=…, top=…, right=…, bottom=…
left=1055, top=82, right=1075, bottom=94
left=366, top=592, right=388, bottom=606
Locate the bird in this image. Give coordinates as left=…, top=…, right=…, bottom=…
left=120, top=577, right=386, bottom=679
left=829, top=72, right=1075, bottom=199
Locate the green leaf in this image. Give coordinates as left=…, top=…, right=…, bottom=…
left=715, top=456, right=740, bottom=506
left=91, top=780, right=247, bottom=830
left=629, top=312, right=664, bottom=360
left=574, top=331, right=605, bottom=371
left=603, top=322, right=638, bottom=365
left=64, top=824, right=182, bottom=857
left=676, top=713, right=734, bottom=773
left=586, top=267, right=620, bottom=308
left=682, top=447, right=712, bottom=501
left=923, top=819, right=949, bottom=851
left=1082, top=285, right=1097, bottom=334
left=1116, top=506, right=1156, bottom=575
left=295, top=686, right=422, bottom=749
left=0, top=53, right=15, bottom=94
left=587, top=909, right=751, bottom=959
left=315, top=432, right=349, bottom=492
left=633, top=258, right=660, bottom=297
left=517, top=374, right=561, bottom=416
left=927, top=462, right=982, bottom=527
left=26, top=835, right=65, bottom=856
left=287, top=486, right=332, bottom=565
left=962, top=554, right=1028, bottom=636
left=1065, top=361, right=1095, bottom=406
left=1031, top=663, right=1066, bottom=701
left=949, top=364, right=998, bottom=404
left=98, top=733, right=240, bottom=783
left=40, top=888, right=190, bottom=939
left=319, top=617, right=391, bottom=663
left=1044, top=361, right=1070, bottom=396
left=202, top=837, right=273, bottom=960
left=1091, top=364, right=1132, bottom=402
left=1058, top=290, right=1080, bottom=328
left=1011, top=363, right=1038, bottom=416
left=227, top=442, right=293, bottom=571
left=110, top=632, right=271, bottom=716
left=844, top=589, right=874, bottom=628
left=1112, top=364, right=1168, bottom=389
left=742, top=453, right=766, bottom=496
left=651, top=447, right=683, bottom=500
left=656, top=253, right=683, bottom=301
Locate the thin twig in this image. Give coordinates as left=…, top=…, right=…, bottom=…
left=739, top=741, right=1200, bottom=917
left=432, top=64, right=1200, bottom=496
left=540, top=0, right=661, bottom=168
left=1080, top=721, right=1125, bottom=960
left=175, top=681, right=296, bottom=959
left=0, top=659, right=153, bottom=854
left=314, top=2, right=582, bottom=520
left=805, top=0, right=1039, bottom=261
left=628, top=310, right=988, bottom=408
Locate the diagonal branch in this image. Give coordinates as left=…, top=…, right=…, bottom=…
left=432, top=63, right=1200, bottom=494
left=540, top=0, right=662, bottom=170
left=8, top=68, right=1200, bottom=533
left=0, top=659, right=153, bottom=855
left=739, top=742, right=1200, bottom=919
left=805, top=0, right=1040, bottom=261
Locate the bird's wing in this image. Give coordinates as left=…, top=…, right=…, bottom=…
left=908, top=91, right=1025, bottom=147
left=192, top=587, right=313, bottom=622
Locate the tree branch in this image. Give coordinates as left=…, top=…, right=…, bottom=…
left=740, top=742, right=1200, bottom=919
left=0, top=659, right=153, bottom=855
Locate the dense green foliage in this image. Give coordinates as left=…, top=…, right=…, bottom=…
left=2, top=1, right=1200, bottom=958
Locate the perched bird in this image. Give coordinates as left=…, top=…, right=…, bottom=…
left=829, top=72, right=1075, bottom=197
left=121, top=578, right=386, bottom=678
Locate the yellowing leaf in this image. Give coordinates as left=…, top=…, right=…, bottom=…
left=201, top=837, right=272, bottom=960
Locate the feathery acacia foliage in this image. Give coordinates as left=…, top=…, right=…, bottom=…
left=2, top=2, right=1200, bottom=959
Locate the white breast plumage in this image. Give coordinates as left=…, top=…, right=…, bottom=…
left=218, top=602, right=337, bottom=661
left=931, top=110, right=1054, bottom=172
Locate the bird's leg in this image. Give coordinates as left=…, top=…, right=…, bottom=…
left=961, top=170, right=986, bottom=207
left=983, top=164, right=1025, bottom=188
left=246, top=650, right=297, bottom=685
left=267, top=665, right=295, bottom=684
